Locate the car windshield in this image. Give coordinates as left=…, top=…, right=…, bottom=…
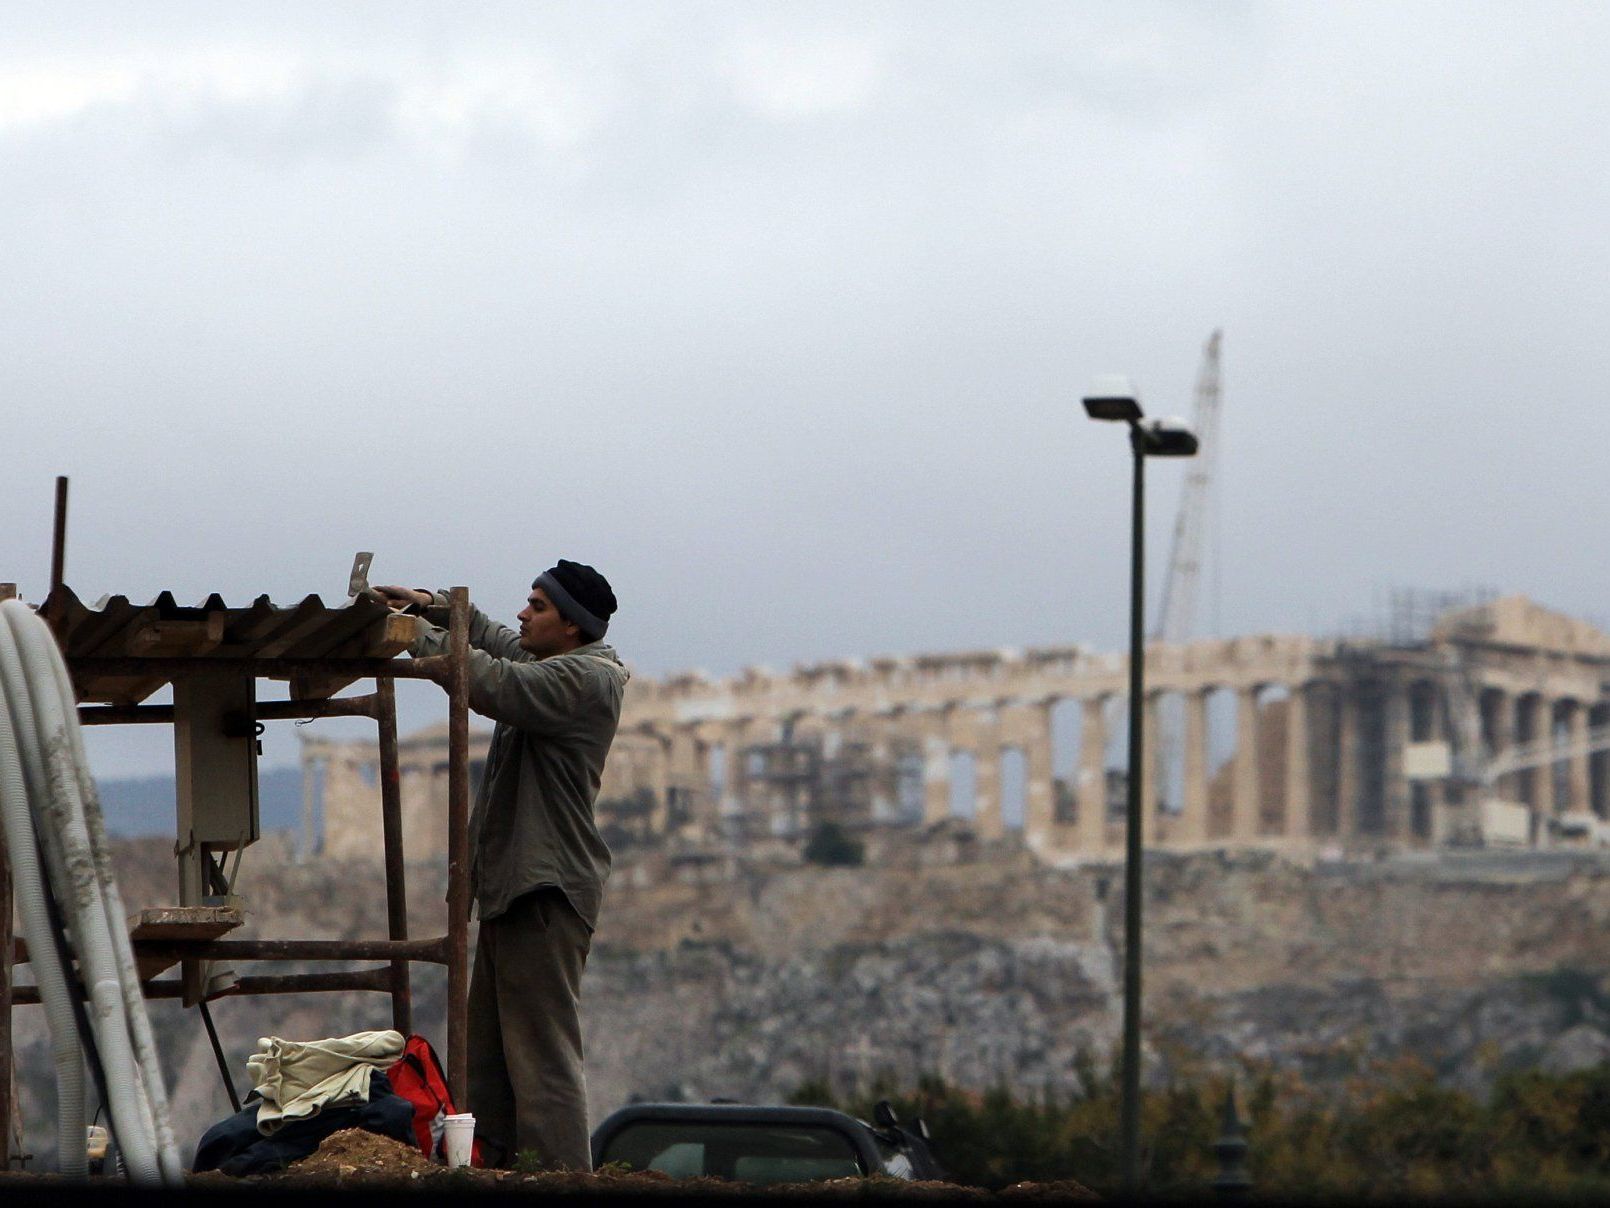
left=599, top=1120, right=865, bottom=1184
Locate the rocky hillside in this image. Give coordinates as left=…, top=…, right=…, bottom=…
left=586, top=847, right=1610, bottom=1108
left=10, top=840, right=1610, bottom=1163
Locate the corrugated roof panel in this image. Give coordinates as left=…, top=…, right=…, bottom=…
left=41, top=586, right=417, bottom=703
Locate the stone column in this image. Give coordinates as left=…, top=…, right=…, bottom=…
left=1424, top=686, right=1449, bottom=844
left=1513, top=694, right=1535, bottom=807
left=1077, top=695, right=1109, bottom=854
left=921, top=706, right=953, bottom=826
left=1382, top=682, right=1410, bottom=840
left=1020, top=701, right=1057, bottom=848
left=972, top=705, right=1004, bottom=840
left=1483, top=690, right=1512, bottom=802
left=1284, top=682, right=1312, bottom=842
left=866, top=714, right=895, bottom=823
left=1142, top=692, right=1163, bottom=844
left=1569, top=700, right=1592, bottom=816
left=1335, top=685, right=1359, bottom=841
left=319, top=751, right=381, bottom=860
left=1180, top=689, right=1210, bottom=844
left=1534, top=697, right=1558, bottom=819
left=1532, top=695, right=1558, bottom=818
left=1595, top=702, right=1610, bottom=819
left=1231, top=688, right=1262, bottom=841
left=646, top=731, right=674, bottom=836
left=943, top=706, right=977, bottom=824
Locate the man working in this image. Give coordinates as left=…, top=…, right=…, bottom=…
left=376, top=560, right=626, bottom=1171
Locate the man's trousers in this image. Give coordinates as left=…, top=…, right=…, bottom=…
left=467, top=887, right=593, bottom=1170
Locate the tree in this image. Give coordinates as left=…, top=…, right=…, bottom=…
left=804, top=821, right=864, bottom=867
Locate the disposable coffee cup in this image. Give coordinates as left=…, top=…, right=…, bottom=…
left=443, top=1113, right=475, bottom=1168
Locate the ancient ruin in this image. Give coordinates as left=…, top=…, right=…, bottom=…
left=304, top=594, right=1610, bottom=864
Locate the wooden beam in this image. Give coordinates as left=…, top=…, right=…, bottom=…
left=124, top=614, right=225, bottom=657
left=287, top=614, right=416, bottom=700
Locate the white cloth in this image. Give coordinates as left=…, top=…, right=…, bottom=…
left=246, top=1029, right=405, bottom=1136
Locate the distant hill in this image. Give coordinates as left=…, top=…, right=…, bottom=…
left=93, top=766, right=304, bottom=837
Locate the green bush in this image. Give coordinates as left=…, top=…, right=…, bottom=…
left=803, top=822, right=864, bottom=867
left=790, top=1055, right=1610, bottom=1199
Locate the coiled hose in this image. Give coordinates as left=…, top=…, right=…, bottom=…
left=27, top=606, right=182, bottom=1184
left=0, top=613, right=85, bottom=1176
left=0, top=600, right=182, bottom=1185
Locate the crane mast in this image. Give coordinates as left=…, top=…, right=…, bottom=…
left=1154, top=330, right=1223, bottom=645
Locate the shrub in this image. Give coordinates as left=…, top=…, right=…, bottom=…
left=804, top=822, right=864, bottom=867
left=791, top=1056, right=1610, bottom=1198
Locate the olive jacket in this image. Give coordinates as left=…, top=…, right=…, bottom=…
left=409, top=597, right=628, bottom=931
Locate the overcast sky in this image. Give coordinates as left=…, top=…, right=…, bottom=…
left=6, top=2, right=1610, bottom=776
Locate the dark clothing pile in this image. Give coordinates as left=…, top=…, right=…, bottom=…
left=192, top=1070, right=415, bottom=1177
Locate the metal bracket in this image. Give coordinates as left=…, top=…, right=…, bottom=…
left=348, top=551, right=374, bottom=599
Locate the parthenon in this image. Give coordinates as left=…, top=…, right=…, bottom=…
left=305, top=594, right=1610, bottom=863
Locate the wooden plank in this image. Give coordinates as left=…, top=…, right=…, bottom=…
left=11, top=906, right=244, bottom=980
left=338, top=612, right=416, bottom=661
left=373, top=612, right=418, bottom=656
left=287, top=613, right=416, bottom=700
left=128, top=905, right=242, bottom=941
left=128, top=906, right=243, bottom=981
left=124, top=614, right=225, bottom=657
left=75, top=615, right=231, bottom=698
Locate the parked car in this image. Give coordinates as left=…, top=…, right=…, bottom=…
left=590, top=1100, right=944, bottom=1185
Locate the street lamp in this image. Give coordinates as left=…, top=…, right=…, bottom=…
left=1081, top=375, right=1198, bottom=1194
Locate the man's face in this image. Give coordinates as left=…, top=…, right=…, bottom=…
left=517, top=585, right=582, bottom=657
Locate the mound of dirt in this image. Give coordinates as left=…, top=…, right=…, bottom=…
left=276, top=1128, right=438, bottom=1183
left=206, top=1128, right=740, bottom=1194
left=182, top=1128, right=1093, bottom=1200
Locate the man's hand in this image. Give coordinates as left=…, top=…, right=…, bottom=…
left=375, top=585, right=432, bottom=612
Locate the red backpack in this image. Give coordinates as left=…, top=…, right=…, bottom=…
left=386, top=1034, right=484, bottom=1166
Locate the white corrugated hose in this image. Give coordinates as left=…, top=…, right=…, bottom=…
left=0, top=599, right=183, bottom=1185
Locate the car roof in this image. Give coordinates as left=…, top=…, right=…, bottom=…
left=594, top=1102, right=875, bottom=1131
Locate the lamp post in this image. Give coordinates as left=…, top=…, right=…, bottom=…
left=1081, top=376, right=1198, bottom=1193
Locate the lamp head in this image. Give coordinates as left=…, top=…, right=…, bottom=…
left=1082, top=374, right=1142, bottom=422
left=1138, top=416, right=1199, bottom=457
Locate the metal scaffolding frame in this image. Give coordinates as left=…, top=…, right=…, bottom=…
left=0, top=578, right=476, bottom=1167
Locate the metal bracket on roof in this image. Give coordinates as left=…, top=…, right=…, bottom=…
left=348, top=552, right=374, bottom=599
